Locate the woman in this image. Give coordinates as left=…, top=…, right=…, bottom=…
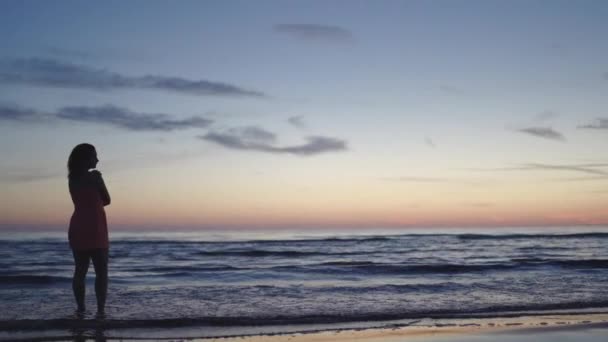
left=67, top=143, right=111, bottom=316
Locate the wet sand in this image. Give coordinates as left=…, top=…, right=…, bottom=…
left=202, top=313, right=608, bottom=342
left=2, top=313, right=608, bottom=341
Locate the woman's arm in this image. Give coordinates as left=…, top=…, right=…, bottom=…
left=91, top=170, right=111, bottom=206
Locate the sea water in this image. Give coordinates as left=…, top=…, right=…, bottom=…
left=1, top=227, right=607, bottom=332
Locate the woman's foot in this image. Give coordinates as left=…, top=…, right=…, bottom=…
left=95, top=310, right=106, bottom=320
left=74, top=308, right=86, bottom=319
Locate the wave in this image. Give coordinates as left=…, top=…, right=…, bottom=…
left=329, top=262, right=515, bottom=274
left=0, top=275, right=71, bottom=285
left=310, top=282, right=472, bottom=294
left=270, top=262, right=515, bottom=275
left=2, top=301, right=608, bottom=331
left=3, top=260, right=604, bottom=287
left=143, top=265, right=243, bottom=272
left=195, top=250, right=367, bottom=257
left=515, top=245, right=572, bottom=251
left=457, top=232, right=608, bottom=240
left=275, top=258, right=608, bottom=275
left=106, top=232, right=608, bottom=245
left=114, top=258, right=608, bottom=277
left=109, top=236, right=394, bottom=246
left=4, top=258, right=605, bottom=285
left=511, top=258, right=608, bottom=269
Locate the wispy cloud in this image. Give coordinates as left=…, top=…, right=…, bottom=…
left=57, top=105, right=213, bottom=131
left=274, top=24, right=354, bottom=42
left=515, top=127, right=566, bottom=141
left=0, top=58, right=265, bottom=97
left=469, top=162, right=608, bottom=179
left=200, top=127, right=274, bottom=151
left=381, top=176, right=487, bottom=186
left=200, top=126, right=347, bottom=156
left=553, top=176, right=608, bottom=182
left=0, top=103, right=213, bottom=131
left=0, top=104, right=45, bottom=121
left=383, top=176, right=453, bottom=183
left=288, top=115, right=307, bottom=129
left=519, top=163, right=608, bottom=176
left=223, top=126, right=278, bottom=145
left=578, top=118, right=608, bottom=130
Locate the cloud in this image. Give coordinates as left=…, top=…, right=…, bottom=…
left=0, top=104, right=44, bottom=121
left=519, top=163, right=608, bottom=176
left=277, top=136, right=346, bottom=156
left=381, top=176, right=487, bottom=186
left=425, top=136, right=435, bottom=148
left=228, top=126, right=277, bottom=144
left=57, top=105, right=213, bottom=131
left=0, top=58, right=265, bottom=97
left=470, top=162, right=608, bottom=178
left=553, top=176, right=608, bottom=182
left=0, top=103, right=212, bottom=131
left=274, top=24, right=354, bottom=42
left=578, top=118, right=608, bottom=130
left=515, top=126, right=566, bottom=141
left=288, top=115, right=307, bottom=129
left=195, top=126, right=278, bottom=149
left=200, top=126, right=347, bottom=156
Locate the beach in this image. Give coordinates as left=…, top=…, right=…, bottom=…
left=210, top=314, right=608, bottom=342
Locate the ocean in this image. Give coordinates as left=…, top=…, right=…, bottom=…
left=1, top=228, right=608, bottom=337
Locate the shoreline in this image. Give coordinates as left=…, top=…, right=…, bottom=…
left=2, top=312, right=608, bottom=341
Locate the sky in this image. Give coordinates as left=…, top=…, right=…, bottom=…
left=1, top=0, right=608, bottom=230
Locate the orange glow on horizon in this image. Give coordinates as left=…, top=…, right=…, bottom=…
left=2, top=166, right=607, bottom=229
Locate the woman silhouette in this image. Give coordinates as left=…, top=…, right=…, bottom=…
left=67, top=143, right=111, bottom=316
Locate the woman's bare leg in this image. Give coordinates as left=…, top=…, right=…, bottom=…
left=72, top=250, right=90, bottom=312
left=91, top=249, right=108, bottom=315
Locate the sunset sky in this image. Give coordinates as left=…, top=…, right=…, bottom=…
left=1, top=0, right=608, bottom=230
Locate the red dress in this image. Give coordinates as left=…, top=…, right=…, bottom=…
left=68, top=177, right=109, bottom=251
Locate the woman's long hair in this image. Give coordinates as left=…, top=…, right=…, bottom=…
left=67, top=143, right=96, bottom=180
